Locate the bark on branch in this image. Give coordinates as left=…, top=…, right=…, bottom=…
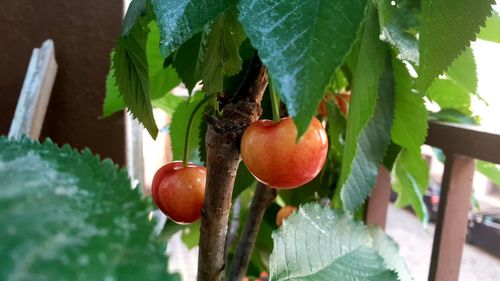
left=228, top=183, right=277, bottom=281
left=197, top=57, right=268, bottom=281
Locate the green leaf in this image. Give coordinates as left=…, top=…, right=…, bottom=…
left=169, top=92, right=205, bottom=163
left=0, top=137, right=180, bottom=281
left=375, top=0, right=419, bottom=64
left=336, top=7, right=394, bottom=212
left=382, top=142, right=402, bottom=171
left=114, top=17, right=158, bottom=138
left=148, top=21, right=181, bottom=99
left=269, top=204, right=406, bottom=281
left=201, top=10, right=246, bottom=94
left=239, top=0, right=369, bottom=136
left=151, top=93, right=184, bottom=115
left=122, top=0, right=148, bottom=36
left=478, top=11, right=500, bottom=43
left=429, top=109, right=479, bottom=125
left=369, top=226, right=412, bottom=281
left=427, top=79, right=472, bottom=115
left=325, top=100, right=346, bottom=164
left=232, top=162, right=256, bottom=200
left=173, top=31, right=208, bottom=94
left=476, top=160, right=500, bottom=186
left=391, top=58, right=428, bottom=154
left=181, top=221, right=201, bottom=249
left=417, top=0, right=494, bottom=92
left=151, top=0, right=229, bottom=56
left=446, top=48, right=477, bottom=95
left=103, top=65, right=126, bottom=117
left=393, top=149, right=429, bottom=222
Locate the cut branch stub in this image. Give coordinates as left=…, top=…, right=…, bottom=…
left=197, top=57, right=268, bottom=281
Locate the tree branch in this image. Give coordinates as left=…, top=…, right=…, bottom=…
left=197, top=56, right=268, bottom=281
left=228, top=183, right=276, bottom=281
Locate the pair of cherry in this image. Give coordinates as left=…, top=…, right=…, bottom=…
left=152, top=116, right=328, bottom=224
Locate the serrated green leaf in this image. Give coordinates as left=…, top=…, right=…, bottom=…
left=152, top=0, right=229, bottom=56
left=382, top=142, right=402, bottom=171
left=148, top=21, right=181, bottom=99
left=114, top=18, right=158, bottom=138
left=369, top=226, right=412, bottom=281
left=173, top=31, right=208, bottom=94
left=325, top=100, right=346, bottom=164
left=270, top=204, right=405, bottom=281
left=239, top=0, right=368, bottom=136
left=336, top=7, right=394, bottom=212
left=417, top=0, right=494, bottom=92
left=376, top=0, right=419, bottom=64
left=0, top=137, right=180, bottom=281
left=169, top=92, right=205, bottom=164
left=393, top=149, right=429, bottom=222
left=476, top=160, right=500, bottom=186
left=427, top=79, right=472, bottom=115
left=391, top=58, right=428, bottom=154
left=201, top=10, right=246, bottom=94
left=478, top=11, right=500, bottom=43
left=122, top=0, right=148, bottom=36
left=103, top=65, right=125, bottom=117
left=446, top=47, right=477, bottom=95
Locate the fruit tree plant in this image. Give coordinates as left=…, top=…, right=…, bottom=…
left=101, top=0, right=499, bottom=280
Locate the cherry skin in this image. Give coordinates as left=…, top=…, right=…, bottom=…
left=151, top=161, right=206, bottom=224
left=276, top=205, right=297, bottom=227
left=241, top=117, right=328, bottom=189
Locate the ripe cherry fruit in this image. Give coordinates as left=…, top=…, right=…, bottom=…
left=152, top=161, right=206, bottom=224
left=276, top=205, right=297, bottom=227
left=241, top=117, right=328, bottom=189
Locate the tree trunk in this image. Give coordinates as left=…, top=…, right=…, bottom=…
left=197, top=57, right=268, bottom=281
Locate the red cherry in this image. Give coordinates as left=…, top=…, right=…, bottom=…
left=152, top=161, right=206, bottom=224
left=241, top=117, right=328, bottom=189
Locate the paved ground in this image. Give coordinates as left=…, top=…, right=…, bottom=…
left=386, top=204, right=500, bottom=281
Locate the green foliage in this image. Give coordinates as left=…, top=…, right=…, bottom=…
left=368, top=226, right=412, bottom=281
left=169, top=92, right=205, bottom=164
left=427, top=79, right=472, bottom=115
left=269, top=204, right=409, bottom=281
left=337, top=6, right=394, bottom=213
left=201, top=10, right=246, bottom=94
left=147, top=22, right=181, bottom=100
left=103, top=66, right=125, bottom=117
left=151, top=93, right=184, bottom=115
left=113, top=16, right=158, bottom=138
left=239, top=0, right=368, bottom=136
left=476, top=160, right=500, bottom=186
left=417, top=0, right=494, bottom=92
left=173, top=31, right=208, bottom=94
left=181, top=221, right=201, bottom=249
left=478, top=11, right=500, bottom=43
left=391, top=58, right=428, bottom=154
left=446, top=48, right=477, bottom=95
left=0, top=137, right=179, bottom=281
left=429, top=109, right=479, bottom=125
left=152, top=0, right=229, bottom=56
left=376, top=0, right=419, bottom=64
left=393, top=149, right=429, bottom=222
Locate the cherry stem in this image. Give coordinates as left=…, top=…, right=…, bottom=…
left=269, top=79, right=281, bottom=123
left=183, top=93, right=218, bottom=167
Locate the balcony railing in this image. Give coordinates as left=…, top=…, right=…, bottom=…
left=367, top=121, right=500, bottom=281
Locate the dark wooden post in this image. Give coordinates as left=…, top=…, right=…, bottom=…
left=428, top=154, right=475, bottom=281
left=0, top=0, right=125, bottom=164
left=366, top=166, right=392, bottom=229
